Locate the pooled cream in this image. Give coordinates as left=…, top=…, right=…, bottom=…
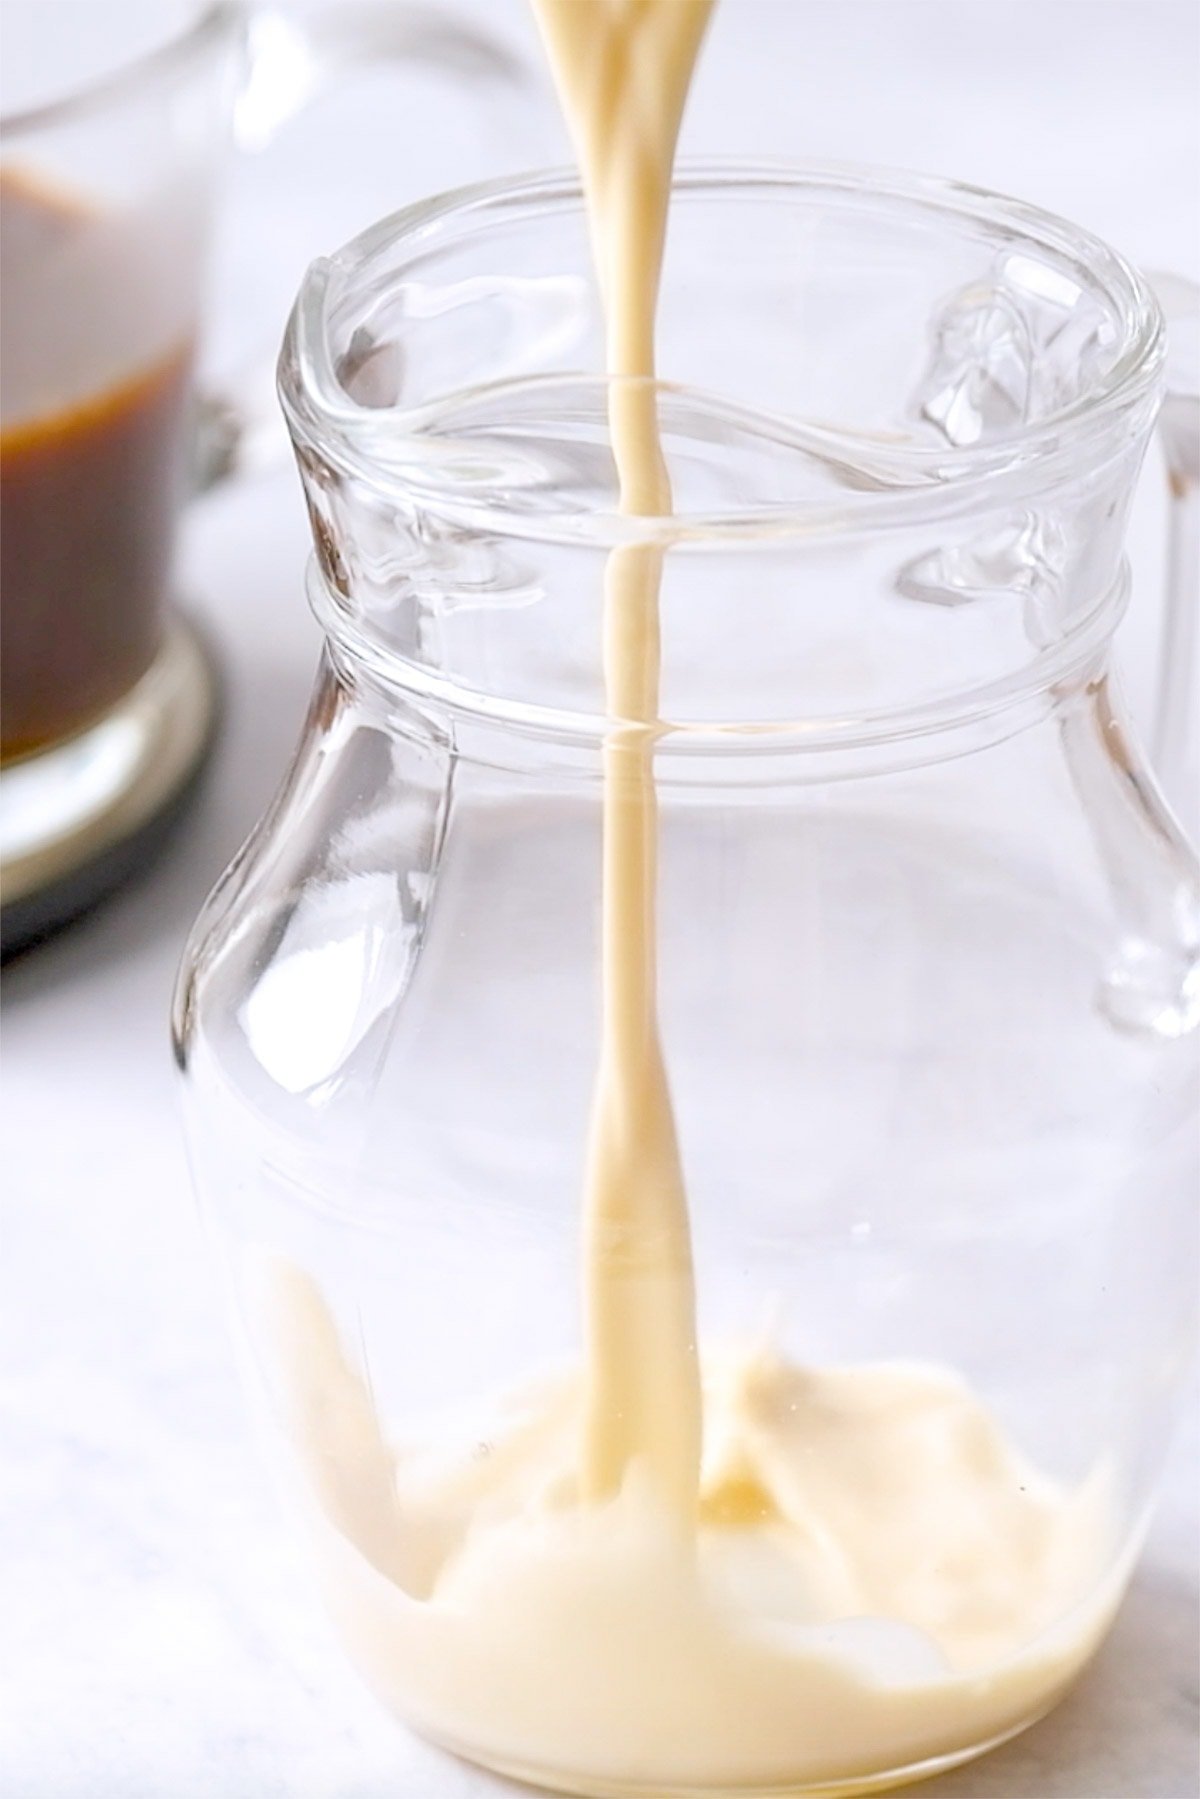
left=268, top=1265, right=1120, bottom=1794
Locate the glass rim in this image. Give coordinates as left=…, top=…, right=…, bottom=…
left=281, top=158, right=1166, bottom=549
left=0, top=1, right=239, bottom=139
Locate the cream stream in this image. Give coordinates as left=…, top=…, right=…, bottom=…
left=263, top=3, right=1126, bottom=1792
left=530, top=0, right=713, bottom=1520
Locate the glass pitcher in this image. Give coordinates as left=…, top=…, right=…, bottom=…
left=173, top=165, right=1199, bottom=1798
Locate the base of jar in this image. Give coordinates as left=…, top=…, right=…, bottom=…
left=0, top=612, right=219, bottom=959
left=422, top=1706, right=1052, bottom=1799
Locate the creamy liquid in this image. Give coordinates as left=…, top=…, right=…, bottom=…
left=268, top=1267, right=1121, bottom=1795
left=532, top=0, right=712, bottom=1522
left=265, top=3, right=1126, bottom=1792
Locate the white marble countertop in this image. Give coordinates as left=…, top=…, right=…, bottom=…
left=3, top=2, right=1197, bottom=1795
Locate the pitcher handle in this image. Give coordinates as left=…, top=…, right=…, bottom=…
left=192, top=2, right=525, bottom=489
left=1148, top=272, right=1200, bottom=836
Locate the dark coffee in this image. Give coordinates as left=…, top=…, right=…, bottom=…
left=0, top=173, right=194, bottom=763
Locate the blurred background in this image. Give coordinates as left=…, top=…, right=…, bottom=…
left=2, top=2, right=1197, bottom=1794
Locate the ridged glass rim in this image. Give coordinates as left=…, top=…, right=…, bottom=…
left=280, top=158, right=1165, bottom=548
left=308, top=554, right=1128, bottom=760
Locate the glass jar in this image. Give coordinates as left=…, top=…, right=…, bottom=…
left=173, top=165, right=1199, bottom=1798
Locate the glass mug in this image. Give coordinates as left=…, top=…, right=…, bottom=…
left=0, top=0, right=517, bottom=958
left=174, top=166, right=1199, bottom=1797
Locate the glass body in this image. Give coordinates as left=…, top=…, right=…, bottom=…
left=174, top=167, right=1199, bottom=1797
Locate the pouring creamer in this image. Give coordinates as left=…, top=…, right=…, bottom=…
left=175, top=8, right=1199, bottom=1791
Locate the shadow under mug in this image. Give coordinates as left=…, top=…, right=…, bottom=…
left=0, top=0, right=518, bottom=958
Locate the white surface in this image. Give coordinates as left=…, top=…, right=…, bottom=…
left=3, top=2, right=1198, bottom=1795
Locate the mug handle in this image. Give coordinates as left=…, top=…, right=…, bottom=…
left=191, top=1, right=526, bottom=489
left=1147, top=272, right=1199, bottom=835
